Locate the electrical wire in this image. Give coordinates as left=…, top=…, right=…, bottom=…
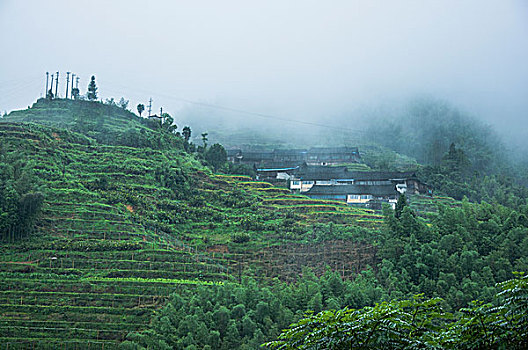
left=104, top=81, right=365, bottom=134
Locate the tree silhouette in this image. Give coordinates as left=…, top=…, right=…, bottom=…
left=182, top=126, right=191, bottom=142
left=71, top=88, right=79, bottom=100
left=118, top=97, right=129, bottom=109
left=137, top=104, right=145, bottom=117
left=87, top=76, right=98, bottom=101
left=205, top=143, right=227, bottom=171
left=161, top=113, right=177, bottom=133
left=201, top=132, right=208, bottom=149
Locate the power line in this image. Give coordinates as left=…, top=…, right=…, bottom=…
left=104, top=82, right=365, bottom=134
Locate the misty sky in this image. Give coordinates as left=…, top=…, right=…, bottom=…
left=1, top=1, right=527, bottom=142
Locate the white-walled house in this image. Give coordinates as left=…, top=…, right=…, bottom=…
left=305, top=184, right=400, bottom=209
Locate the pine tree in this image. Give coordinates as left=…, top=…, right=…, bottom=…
left=87, top=76, right=98, bottom=101
left=395, top=193, right=407, bottom=219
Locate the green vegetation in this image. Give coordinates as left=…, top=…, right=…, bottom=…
left=123, top=269, right=385, bottom=350
left=1, top=97, right=527, bottom=349
left=368, top=97, right=528, bottom=207
left=267, top=273, right=528, bottom=349
left=0, top=99, right=382, bottom=348
left=121, top=194, right=528, bottom=349
left=87, top=76, right=98, bottom=101
left=0, top=138, right=44, bottom=241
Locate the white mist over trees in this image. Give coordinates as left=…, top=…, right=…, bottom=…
left=0, top=1, right=527, bottom=146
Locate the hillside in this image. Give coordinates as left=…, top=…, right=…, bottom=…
left=0, top=99, right=388, bottom=348
left=1, top=99, right=526, bottom=349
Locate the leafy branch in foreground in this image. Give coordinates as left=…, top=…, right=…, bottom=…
left=265, top=273, right=528, bottom=350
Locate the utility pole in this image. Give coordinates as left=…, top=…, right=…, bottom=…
left=65, top=72, right=70, bottom=99
left=55, top=71, right=59, bottom=98
left=160, top=107, right=163, bottom=123
left=71, top=74, right=75, bottom=98
left=50, top=74, right=54, bottom=98
left=45, top=72, right=49, bottom=97
left=148, top=97, right=152, bottom=117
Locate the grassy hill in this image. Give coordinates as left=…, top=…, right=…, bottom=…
left=0, top=99, right=407, bottom=348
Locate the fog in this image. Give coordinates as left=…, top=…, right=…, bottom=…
left=1, top=1, right=527, bottom=147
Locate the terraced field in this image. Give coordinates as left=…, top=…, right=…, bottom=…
left=0, top=117, right=388, bottom=348
left=0, top=123, right=230, bottom=348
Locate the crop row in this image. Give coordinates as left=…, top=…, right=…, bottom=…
left=1, top=258, right=228, bottom=273
left=0, top=248, right=194, bottom=262
left=0, top=292, right=167, bottom=308
left=0, top=337, right=119, bottom=350
left=0, top=265, right=228, bottom=280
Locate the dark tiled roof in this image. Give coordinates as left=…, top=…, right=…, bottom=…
left=257, top=161, right=303, bottom=169
left=306, top=184, right=398, bottom=197
left=226, top=149, right=242, bottom=157
left=308, top=147, right=359, bottom=154
left=241, top=151, right=274, bottom=161
left=257, top=166, right=299, bottom=172
left=295, top=165, right=349, bottom=180
left=273, top=149, right=307, bottom=155
left=348, top=171, right=418, bottom=181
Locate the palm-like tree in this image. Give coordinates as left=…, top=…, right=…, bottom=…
left=137, top=104, right=145, bottom=117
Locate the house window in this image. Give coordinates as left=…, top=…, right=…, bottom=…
left=302, top=181, right=314, bottom=185
left=292, top=181, right=300, bottom=186
left=360, top=195, right=373, bottom=200
left=317, top=180, right=333, bottom=185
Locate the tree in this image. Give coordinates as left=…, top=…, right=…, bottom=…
left=182, top=126, right=192, bottom=142
left=105, top=97, right=116, bottom=106
left=137, top=104, right=145, bottom=117
left=71, top=88, right=79, bottom=100
left=87, top=75, right=98, bottom=101
left=161, top=113, right=177, bottom=133
left=205, top=144, right=227, bottom=171
left=201, top=133, right=208, bottom=149
left=443, top=143, right=471, bottom=176
left=118, top=97, right=129, bottom=110
left=394, top=193, right=407, bottom=219
left=0, top=141, right=44, bottom=241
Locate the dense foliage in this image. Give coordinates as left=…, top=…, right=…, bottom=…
left=266, top=273, right=528, bottom=349
left=120, top=195, right=528, bottom=349
left=379, top=195, right=528, bottom=308
left=121, top=269, right=385, bottom=350
left=368, top=98, right=528, bottom=207
left=417, top=143, right=528, bottom=207
left=0, top=140, right=44, bottom=241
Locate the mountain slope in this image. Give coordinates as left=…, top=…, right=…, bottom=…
left=0, top=100, right=391, bottom=348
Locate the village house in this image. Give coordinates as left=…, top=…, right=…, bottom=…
left=350, top=171, right=429, bottom=195
left=289, top=164, right=353, bottom=192
left=289, top=165, right=430, bottom=208
left=227, top=147, right=361, bottom=166
left=305, top=147, right=361, bottom=165
left=226, top=149, right=243, bottom=163
left=289, top=165, right=429, bottom=195
left=305, top=184, right=400, bottom=209
left=255, top=162, right=300, bottom=183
